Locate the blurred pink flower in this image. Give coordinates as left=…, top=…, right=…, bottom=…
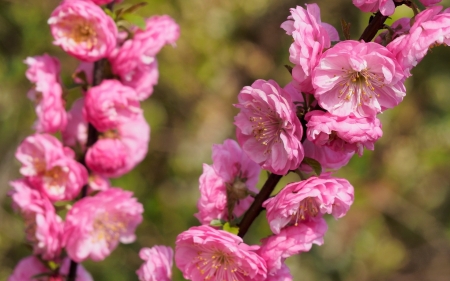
left=24, top=54, right=67, bottom=133
left=8, top=256, right=93, bottom=281
left=281, top=4, right=339, bottom=93
left=15, top=134, right=88, bottom=201
left=258, top=220, right=327, bottom=274
left=263, top=175, right=354, bottom=234
left=265, top=264, right=293, bottom=281
left=234, top=79, right=304, bottom=175
left=300, top=139, right=354, bottom=172
left=84, top=80, right=141, bottom=132
left=9, top=179, right=64, bottom=260
left=352, top=0, right=396, bottom=16
left=62, top=98, right=88, bottom=148
left=48, top=0, right=117, bottom=62
left=86, top=138, right=128, bottom=178
left=313, top=40, right=406, bottom=118
left=136, top=245, right=173, bottom=281
left=420, top=0, right=442, bottom=6
left=63, top=188, right=143, bottom=262
left=88, top=173, right=111, bottom=192
left=175, top=225, right=267, bottom=281
left=388, top=6, right=450, bottom=77
left=305, top=110, right=383, bottom=156
left=195, top=139, right=260, bottom=224
left=111, top=15, right=179, bottom=99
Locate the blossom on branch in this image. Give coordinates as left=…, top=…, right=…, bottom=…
left=352, top=0, right=396, bottom=16
left=175, top=225, right=267, bottom=281
left=234, top=79, right=304, bottom=175
left=48, top=0, right=117, bottom=62
left=136, top=246, right=174, bottom=281
left=63, top=188, right=143, bottom=262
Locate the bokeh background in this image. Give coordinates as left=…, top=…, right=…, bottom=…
left=1, top=0, right=450, bottom=280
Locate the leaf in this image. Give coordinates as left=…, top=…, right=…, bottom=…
left=104, top=8, right=115, bottom=20
left=340, top=19, right=351, bottom=40
left=122, top=13, right=147, bottom=30
left=223, top=222, right=239, bottom=235
left=210, top=219, right=224, bottom=227
left=302, top=157, right=322, bottom=176
left=123, top=2, right=148, bottom=14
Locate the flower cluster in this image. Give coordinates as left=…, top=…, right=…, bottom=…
left=9, top=0, right=178, bottom=279
left=173, top=1, right=450, bottom=280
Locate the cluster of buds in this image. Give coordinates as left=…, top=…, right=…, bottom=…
left=174, top=0, right=450, bottom=280
left=8, top=0, right=178, bottom=280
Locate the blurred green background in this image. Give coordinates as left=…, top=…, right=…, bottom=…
left=2, top=0, right=450, bottom=280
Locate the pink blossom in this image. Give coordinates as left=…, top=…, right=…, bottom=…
left=9, top=179, right=63, bottom=260
left=48, top=0, right=117, bottom=62
left=234, top=79, right=304, bottom=175
left=281, top=4, right=339, bottom=93
left=8, top=256, right=93, bottom=281
left=265, top=264, right=293, bottom=281
left=301, top=139, right=354, bottom=172
left=111, top=15, right=179, bottom=99
left=90, top=0, right=115, bottom=5
left=263, top=175, right=354, bottom=234
left=305, top=110, right=383, bottom=156
left=86, top=138, right=128, bottom=178
left=195, top=139, right=260, bottom=224
left=136, top=246, right=173, bottom=281
left=420, top=0, right=442, bottom=6
left=24, top=54, right=67, bottom=133
left=352, top=0, right=396, bottom=16
left=175, top=225, right=267, bottom=281
left=84, top=80, right=142, bottom=132
left=88, top=173, right=110, bottom=191
left=85, top=113, right=150, bottom=178
left=63, top=98, right=88, bottom=148
left=74, top=62, right=94, bottom=85
left=63, top=188, right=143, bottom=262
left=312, top=40, right=406, bottom=118
left=388, top=6, right=450, bottom=76
left=15, top=134, right=88, bottom=201
left=375, top=18, right=411, bottom=45
left=258, top=220, right=327, bottom=274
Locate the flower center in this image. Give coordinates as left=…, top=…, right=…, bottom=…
left=91, top=212, right=127, bottom=247
left=248, top=104, right=283, bottom=154
left=195, top=248, right=249, bottom=280
left=60, top=16, right=98, bottom=48
left=43, top=166, right=68, bottom=196
left=338, top=68, right=384, bottom=106
left=293, top=197, right=320, bottom=224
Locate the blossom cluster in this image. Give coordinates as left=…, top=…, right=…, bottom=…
left=8, top=0, right=178, bottom=279
left=174, top=1, right=450, bottom=281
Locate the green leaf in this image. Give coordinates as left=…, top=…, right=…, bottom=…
left=122, top=13, right=147, bottom=30
left=123, top=2, right=148, bottom=14
left=210, top=219, right=224, bottom=227
left=223, top=222, right=239, bottom=235
left=104, top=8, right=115, bottom=20
left=302, top=157, right=322, bottom=176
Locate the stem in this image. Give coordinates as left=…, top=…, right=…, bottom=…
left=66, top=3, right=114, bottom=279
left=238, top=173, right=282, bottom=238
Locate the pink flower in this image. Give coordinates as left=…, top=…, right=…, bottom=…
left=111, top=15, right=179, bottom=99
left=9, top=179, right=64, bottom=260
left=301, top=139, right=354, bottom=171
left=388, top=6, right=450, bottom=76
left=312, top=40, right=406, bottom=118
left=281, top=4, right=339, bottom=93
left=88, top=173, right=110, bottom=192
left=63, top=188, right=143, bottom=262
left=195, top=139, right=260, bottom=224
left=263, top=175, right=354, bottom=234
left=266, top=264, right=293, bottom=281
left=85, top=113, right=150, bottom=178
left=258, top=220, right=327, bottom=274
left=420, top=0, right=442, bottom=6
left=48, top=0, right=117, bottom=62
left=234, top=79, right=304, bottom=175
left=305, top=110, right=383, bottom=156
left=84, top=80, right=142, bottom=132
left=136, top=246, right=173, bottom=281
left=25, top=54, right=67, bottom=133
left=63, top=98, right=88, bottom=148
left=15, top=134, right=88, bottom=201
left=352, top=0, right=396, bottom=16
left=175, top=225, right=267, bottom=281
left=8, top=256, right=93, bottom=281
